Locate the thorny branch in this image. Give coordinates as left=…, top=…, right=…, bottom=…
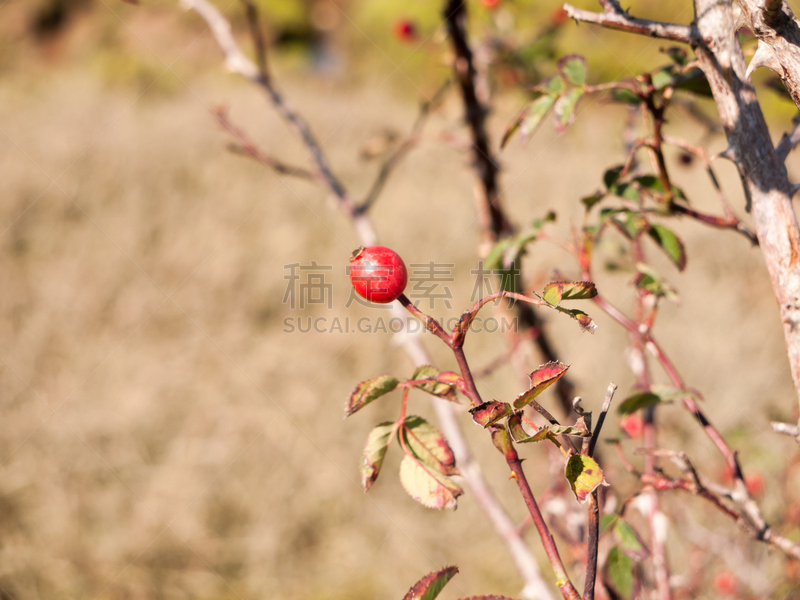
left=562, top=3, right=695, bottom=44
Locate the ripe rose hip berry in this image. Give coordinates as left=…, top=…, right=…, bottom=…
left=393, top=20, right=417, bottom=42
left=349, top=246, right=408, bottom=304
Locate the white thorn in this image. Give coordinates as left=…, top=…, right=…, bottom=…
left=746, top=41, right=780, bottom=81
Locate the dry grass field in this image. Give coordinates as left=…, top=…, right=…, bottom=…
left=1, top=1, right=800, bottom=599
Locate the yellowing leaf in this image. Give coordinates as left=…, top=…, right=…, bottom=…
left=399, top=455, right=462, bottom=510
left=361, top=422, right=395, bottom=492
left=565, top=454, right=607, bottom=504
left=401, top=416, right=457, bottom=476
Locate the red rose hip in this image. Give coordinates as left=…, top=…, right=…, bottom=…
left=349, top=246, right=408, bottom=304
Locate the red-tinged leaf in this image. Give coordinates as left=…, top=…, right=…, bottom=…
left=470, top=401, right=513, bottom=428
left=542, top=281, right=597, bottom=307
left=553, top=306, right=597, bottom=333
left=565, top=454, right=607, bottom=504
left=401, top=416, right=457, bottom=475
left=553, top=87, right=583, bottom=134
left=345, top=375, right=399, bottom=417
left=648, top=224, right=687, bottom=271
left=508, top=414, right=588, bottom=443
left=399, top=455, right=462, bottom=510
left=403, top=566, right=459, bottom=600
left=410, top=366, right=457, bottom=401
left=436, top=371, right=463, bottom=386
left=558, top=54, right=587, bottom=86
left=361, top=422, right=395, bottom=491
left=513, top=362, right=570, bottom=409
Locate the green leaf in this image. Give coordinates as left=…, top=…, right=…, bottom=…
left=616, top=392, right=666, bottom=415
left=648, top=224, right=687, bottom=271
left=507, top=413, right=550, bottom=443
left=484, top=238, right=511, bottom=271
left=635, top=263, right=679, bottom=303
left=614, top=519, right=649, bottom=561
left=610, top=88, right=641, bottom=105
left=513, top=362, right=570, bottom=409
left=582, top=192, right=605, bottom=210
left=345, top=375, right=399, bottom=417
left=553, top=87, right=584, bottom=134
left=542, top=281, right=597, bottom=306
left=632, top=174, right=687, bottom=201
left=502, top=94, right=558, bottom=148
left=605, top=209, right=649, bottom=239
left=605, top=546, right=634, bottom=598
left=403, top=566, right=459, bottom=600
left=399, top=454, right=462, bottom=510
left=470, top=401, right=513, bottom=428
left=490, top=425, right=515, bottom=459
left=538, top=75, right=564, bottom=95
left=603, top=165, right=624, bottom=189
left=361, top=421, right=395, bottom=492
left=410, top=365, right=457, bottom=401
left=663, top=46, right=688, bottom=66
left=565, top=454, right=606, bottom=504
left=558, top=54, right=587, bottom=86
left=401, top=415, right=457, bottom=475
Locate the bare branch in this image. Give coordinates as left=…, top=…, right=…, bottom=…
left=563, top=4, right=695, bottom=44
left=588, top=382, right=617, bottom=457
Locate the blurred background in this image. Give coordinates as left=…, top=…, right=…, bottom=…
left=2, top=0, right=800, bottom=598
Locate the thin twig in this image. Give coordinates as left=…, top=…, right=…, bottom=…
left=563, top=4, right=695, bottom=44
left=775, top=116, right=800, bottom=162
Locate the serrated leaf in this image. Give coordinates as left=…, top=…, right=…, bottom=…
left=403, top=566, right=459, bottom=600
left=558, top=54, right=587, bottom=86
left=648, top=224, right=687, bottom=271
left=553, top=87, right=584, bottom=134
left=605, top=546, right=634, bottom=598
left=542, top=281, right=597, bottom=306
left=345, top=375, right=399, bottom=417
left=361, top=421, right=395, bottom=491
left=565, top=454, right=606, bottom=504
left=399, top=454, right=462, bottom=510
left=411, top=366, right=457, bottom=401
left=614, top=519, right=649, bottom=561
left=470, top=401, right=513, bottom=428
left=401, top=415, right=457, bottom=475
left=502, top=94, right=558, bottom=148
left=617, top=392, right=665, bottom=415
left=513, top=362, right=569, bottom=409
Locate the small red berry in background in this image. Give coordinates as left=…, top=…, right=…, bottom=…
left=713, top=570, right=737, bottom=595
left=678, top=152, right=694, bottom=166
left=393, top=20, right=417, bottom=43
left=745, top=472, right=765, bottom=497
left=551, top=7, right=569, bottom=26
left=620, top=413, right=644, bottom=438
left=349, top=246, right=408, bottom=304
left=481, top=0, right=501, bottom=9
